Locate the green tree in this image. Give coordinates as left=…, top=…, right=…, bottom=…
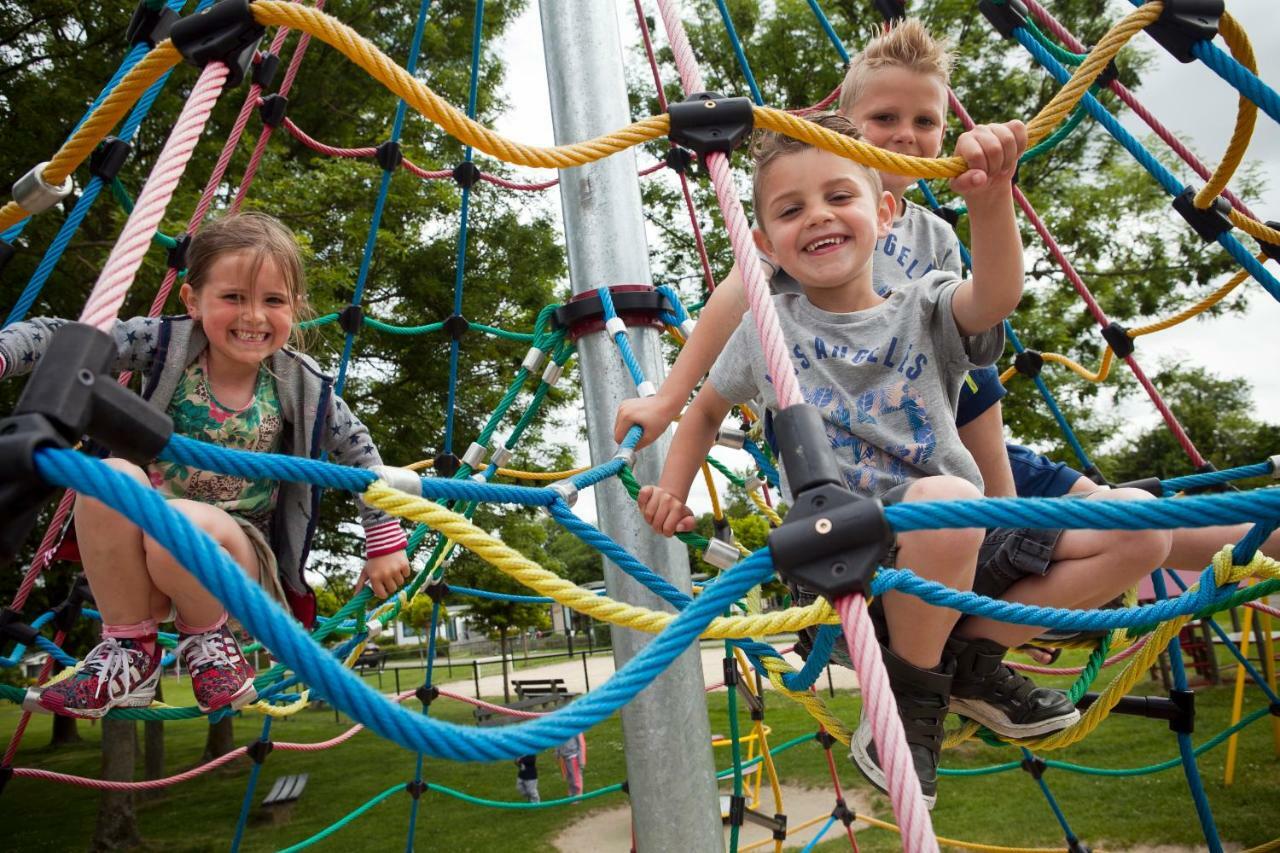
left=1099, top=363, right=1280, bottom=485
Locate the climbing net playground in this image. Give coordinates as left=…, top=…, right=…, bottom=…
left=1, top=0, right=1279, bottom=850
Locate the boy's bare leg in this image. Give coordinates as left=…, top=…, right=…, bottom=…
left=882, top=476, right=986, bottom=669
left=955, top=487, right=1172, bottom=649
left=73, top=458, right=155, bottom=625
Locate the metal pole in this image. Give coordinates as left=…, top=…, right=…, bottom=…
left=538, top=4, right=723, bottom=849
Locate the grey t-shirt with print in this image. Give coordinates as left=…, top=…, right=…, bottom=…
left=766, top=198, right=962, bottom=296
left=709, top=272, right=1004, bottom=500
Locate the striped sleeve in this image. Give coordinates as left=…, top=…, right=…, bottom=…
left=364, top=518, right=408, bottom=558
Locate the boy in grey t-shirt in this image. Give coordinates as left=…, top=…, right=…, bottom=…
left=638, top=115, right=1171, bottom=808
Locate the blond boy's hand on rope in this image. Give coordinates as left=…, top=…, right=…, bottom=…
left=359, top=550, right=411, bottom=599
left=614, top=393, right=680, bottom=451
left=948, top=120, right=1027, bottom=199
left=637, top=484, right=696, bottom=536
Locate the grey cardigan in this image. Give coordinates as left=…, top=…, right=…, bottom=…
left=0, top=315, right=400, bottom=617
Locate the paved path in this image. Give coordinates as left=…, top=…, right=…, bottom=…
left=433, top=641, right=860, bottom=700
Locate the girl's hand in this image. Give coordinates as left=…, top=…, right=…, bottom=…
left=638, top=484, right=696, bottom=536
left=614, top=394, right=680, bottom=451
left=359, top=551, right=411, bottom=599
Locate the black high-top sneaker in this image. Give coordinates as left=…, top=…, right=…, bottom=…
left=848, top=644, right=952, bottom=809
left=948, top=636, right=1079, bottom=738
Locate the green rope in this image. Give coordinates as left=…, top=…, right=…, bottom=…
left=109, top=177, right=179, bottom=250
left=1021, top=101, right=1090, bottom=163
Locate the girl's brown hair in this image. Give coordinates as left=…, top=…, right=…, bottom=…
left=184, top=212, right=313, bottom=349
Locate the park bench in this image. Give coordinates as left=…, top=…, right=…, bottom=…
left=512, top=678, right=569, bottom=699
left=259, top=773, right=309, bottom=825
left=473, top=682, right=579, bottom=727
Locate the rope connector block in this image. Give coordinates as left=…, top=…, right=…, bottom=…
left=246, top=738, right=274, bottom=764
left=1172, top=186, right=1231, bottom=242
left=252, top=51, right=280, bottom=90
left=12, top=162, right=73, bottom=216
left=1096, top=57, right=1120, bottom=88
left=89, top=137, right=133, bottom=183
left=548, top=479, right=578, bottom=509
left=1269, top=701, right=1280, bottom=718
left=258, top=93, right=289, bottom=128
left=338, top=303, right=363, bottom=336
left=169, top=0, right=266, bottom=90
left=770, top=814, right=788, bottom=841
left=372, top=465, right=421, bottom=496
left=713, top=516, right=733, bottom=544
left=1067, top=840, right=1093, bottom=853
left=872, top=0, right=907, bottom=23
left=406, top=780, right=428, bottom=799
left=166, top=232, right=191, bottom=271
left=1100, top=321, right=1134, bottom=359
left=433, top=451, right=460, bottom=479
left=52, top=574, right=94, bottom=633
left=443, top=313, right=469, bottom=341
left=664, top=146, right=694, bottom=175
left=0, top=323, right=173, bottom=563
left=1013, top=349, right=1043, bottom=378
left=452, top=160, right=480, bottom=188
left=415, top=685, right=439, bottom=706
left=1259, top=221, right=1280, bottom=263
left=702, top=538, right=739, bottom=570
left=831, top=798, right=855, bottom=826
left=814, top=729, right=836, bottom=750
left=668, top=92, right=754, bottom=157
left=1169, top=688, right=1195, bottom=734
left=978, top=0, right=1029, bottom=40
left=1144, top=0, right=1222, bottom=63
left=0, top=607, right=38, bottom=646
left=726, top=794, right=746, bottom=827
left=424, top=578, right=449, bottom=603
left=126, top=0, right=179, bottom=48
left=375, top=140, right=403, bottom=172
left=1019, top=754, right=1047, bottom=779
left=767, top=405, right=892, bottom=599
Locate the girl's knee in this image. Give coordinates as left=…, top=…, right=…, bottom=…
left=902, top=475, right=983, bottom=504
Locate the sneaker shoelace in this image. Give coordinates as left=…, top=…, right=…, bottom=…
left=81, top=638, right=147, bottom=701
left=178, top=631, right=240, bottom=676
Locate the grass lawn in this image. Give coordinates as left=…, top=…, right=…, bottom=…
left=1, top=642, right=1276, bottom=852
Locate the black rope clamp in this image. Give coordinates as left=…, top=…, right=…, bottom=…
left=767, top=405, right=892, bottom=599
left=443, top=314, right=469, bottom=341
left=831, top=798, right=855, bottom=827
left=375, top=140, right=403, bottom=172
left=406, top=780, right=428, bottom=799
left=1067, top=840, right=1093, bottom=853
left=668, top=92, right=753, bottom=157
left=727, top=794, right=746, bottom=827
left=246, top=738, right=274, bottom=763
left=0, top=607, right=39, bottom=646
left=551, top=285, right=673, bottom=341
left=873, top=0, right=907, bottom=22
left=89, top=137, right=133, bottom=182
left=424, top=578, right=450, bottom=603
left=1013, top=349, right=1043, bottom=378
left=979, top=0, right=1029, bottom=40
left=0, top=766, right=13, bottom=798
left=338, top=303, right=363, bottom=336
left=1082, top=464, right=1110, bottom=488
left=1019, top=755, right=1047, bottom=779
left=664, top=146, right=694, bottom=175
left=1145, top=0, right=1222, bottom=63
left=170, top=0, right=266, bottom=90
left=1114, top=476, right=1162, bottom=497
left=415, top=684, right=439, bottom=706
left=1259, top=220, right=1280, bottom=262
left=1172, top=186, right=1232, bottom=242
left=252, top=51, right=280, bottom=90
left=258, top=93, right=289, bottom=128
left=168, top=232, right=192, bottom=271
left=52, top=574, right=94, bottom=633
left=722, top=656, right=739, bottom=687
left=127, top=0, right=179, bottom=47
left=712, top=516, right=733, bottom=544
left=1269, top=702, right=1280, bottom=718
left=0, top=239, right=15, bottom=276
left=433, top=451, right=461, bottom=479
left=0, top=323, right=174, bottom=565
left=770, top=814, right=788, bottom=841
left=1096, top=57, right=1120, bottom=88
left=1100, top=321, right=1134, bottom=359
left=814, top=729, right=837, bottom=750
left=452, top=161, right=480, bottom=188
left=1169, top=689, right=1196, bottom=734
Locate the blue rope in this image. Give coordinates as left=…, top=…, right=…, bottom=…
left=1013, top=28, right=1280, bottom=304
left=1162, top=460, right=1276, bottom=495
left=230, top=717, right=272, bottom=853
left=1151, top=570, right=1224, bottom=852
left=595, top=288, right=648, bottom=388
left=334, top=0, right=437, bottom=395
left=804, top=0, right=850, bottom=64
left=742, top=438, right=780, bottom=487
left=36, top=447, right=774, bottom=760
left=712, top=0, right=764, bottom=105
left=1020, top=747, right=1079, bottom=843
left=800, top=815, right=839, bottom=852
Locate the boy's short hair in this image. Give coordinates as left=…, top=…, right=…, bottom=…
left=751, top=113, right=883, bottom=220
left=837, top=18, right=952, bottom=115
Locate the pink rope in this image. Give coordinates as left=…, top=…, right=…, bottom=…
left=9, top=490, right=75, bottom=611
left=1022, top=0, right=1254, bottom=218
left=2, top=632, right=63, bottom=767
left=81, top=62, right=228, bottom=331
left=947, top=92, right=1206, bottom=467
left=1007, top=634, right=1151, bottom=676
left=282, top=117, right=377, bottom=158
left=789, top=83, right=842, bottom=116
left=836, top=596, right=937, bottom=852
left=1247, top=600, right=1280, bottom=619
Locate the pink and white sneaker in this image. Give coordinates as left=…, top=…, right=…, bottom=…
left=178, top=623, right=257, bottom=713
left=36, top=636, right=160, bottom=719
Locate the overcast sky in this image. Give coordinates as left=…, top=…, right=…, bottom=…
left=488, top=1, right=1280, bottom=517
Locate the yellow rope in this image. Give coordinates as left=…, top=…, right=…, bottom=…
left=362, top=481, right=841, bottom=638
left=1000, top=348, right=1114, bottom=386
left=0, top=42, right=182, bottom=231
left=1129, top=260, right=1257, bottom=337
left=850, top=812, right=1069, bottom=852
left=749, top=489, right=784, bottom=527
left=1193, top=13, right=1256, bottom=209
